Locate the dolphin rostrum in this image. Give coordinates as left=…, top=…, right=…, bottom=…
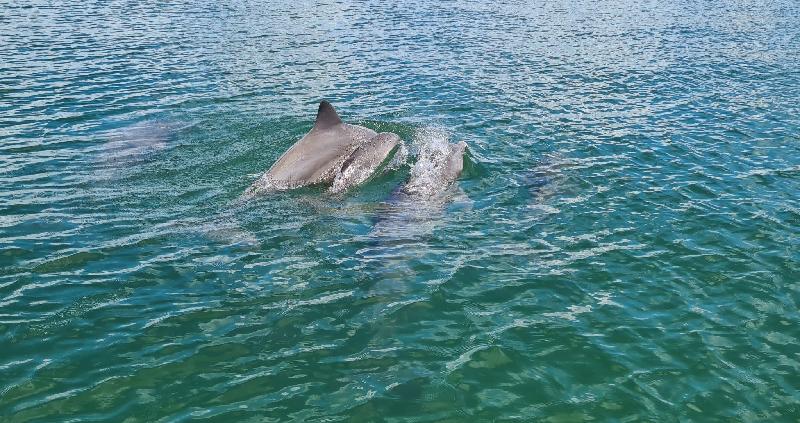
left=245, top=101, right=400, bottom=196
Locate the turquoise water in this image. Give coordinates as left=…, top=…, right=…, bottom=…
left=2, top=0, right=800, bottom=421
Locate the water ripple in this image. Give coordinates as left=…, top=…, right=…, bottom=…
left=2, top=0, right=800, bottom=421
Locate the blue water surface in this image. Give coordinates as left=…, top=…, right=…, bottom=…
left=2, top=0, right=800, bottom=421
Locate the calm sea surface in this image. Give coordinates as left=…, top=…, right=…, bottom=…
left=2, top=1, right=800, bottom=421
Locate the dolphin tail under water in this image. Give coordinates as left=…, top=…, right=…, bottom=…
left=244, top=101, right=402, bottom=196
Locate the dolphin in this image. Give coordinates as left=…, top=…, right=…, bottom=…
left=402, top=139, right=467, bottom=198
left=245, top=101, right=400, bottom=196
left=369, top=135, right=469, bottom=240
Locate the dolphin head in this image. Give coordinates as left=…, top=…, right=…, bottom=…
left=402, top=139, right=467, bottom=198
left=446, top=141, right=468, bottom=179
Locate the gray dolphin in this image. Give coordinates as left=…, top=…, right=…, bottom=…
left=402, top=139, right=467, bottom=198
left=369, top=136, right=469, bottom=239
left=245, top=101, right=400, bottom=196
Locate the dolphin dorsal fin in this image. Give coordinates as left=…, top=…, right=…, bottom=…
left=314, top=100, right=342, bottom=130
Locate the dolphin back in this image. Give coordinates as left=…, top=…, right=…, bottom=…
left=245, top=101, right=377, bottom=195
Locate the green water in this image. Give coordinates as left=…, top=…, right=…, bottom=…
left=2, top=0, right=800, bottom=421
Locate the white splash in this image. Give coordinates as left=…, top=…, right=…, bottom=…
left=402, top=127, right=463, bottom=198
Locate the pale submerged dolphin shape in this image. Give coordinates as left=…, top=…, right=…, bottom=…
left=368, top=131, right=470, bottom=242
left=245, top=101, right=400, bottom=196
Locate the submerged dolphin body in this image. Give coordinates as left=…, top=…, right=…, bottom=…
left=369, top=135, right=470, bottom=239
left=245, top=101, right=400, bottom=196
